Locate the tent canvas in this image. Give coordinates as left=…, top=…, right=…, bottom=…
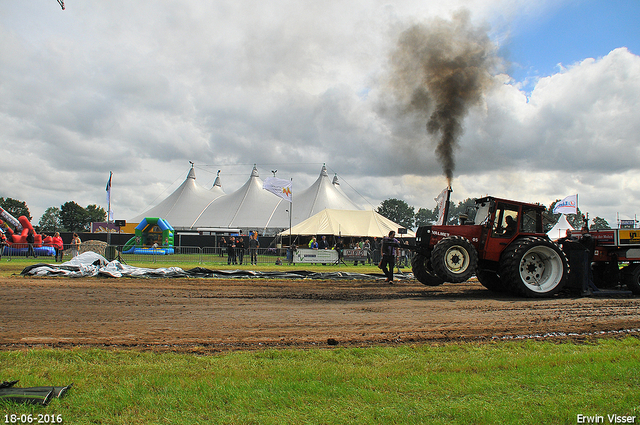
left=279, top=209, right=415, bottom=238
left=547, top=214, right=575, bottom=240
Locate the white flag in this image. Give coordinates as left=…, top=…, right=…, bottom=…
left=553, top=194, right=578, bottom=215
left=435, top=187, right=449, bottom=225
left=263, top=177, right=292, bottom=202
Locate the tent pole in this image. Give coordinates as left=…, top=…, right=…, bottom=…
left=289, top=178, right=293, bottom=263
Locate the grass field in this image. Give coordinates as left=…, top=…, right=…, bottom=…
left=1, top=339, right=639, bottom=424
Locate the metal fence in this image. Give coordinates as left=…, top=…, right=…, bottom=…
left=114, top=246, right=294, bottom=265
left=0, top=243, right=294, bottom=265
left=2, top=243, right=390, bottom=267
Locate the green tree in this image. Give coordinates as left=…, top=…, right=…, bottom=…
left=447, top=198, right=477, bottom=225
left=85, top=204, right=107, bottom=224
left=60, top=201, right=88, bottom=232
left=38, top=207, right=62, bottom=233
left=377, top=198, right=415, bottom=229
left=591, top=216, right=611, bottom=230
left=415, top=207, right=436, bottom=226
left=0, top=197, right=31, bottom=222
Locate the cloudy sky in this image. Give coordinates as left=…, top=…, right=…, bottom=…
left=1, top=0, right=639, bottom=227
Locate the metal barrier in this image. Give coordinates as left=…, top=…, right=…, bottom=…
left=110, top=246, right=288, bottom=266
left=1, top=243, right=341, bottom=266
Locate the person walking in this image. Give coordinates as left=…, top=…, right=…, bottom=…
left=379, top=231, right=400, bottom=284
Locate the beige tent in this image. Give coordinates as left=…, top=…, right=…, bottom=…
left=279, top=209, right=415, bottom=238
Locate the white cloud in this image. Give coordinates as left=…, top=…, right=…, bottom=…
left=0, top=1, right=638, bottom=230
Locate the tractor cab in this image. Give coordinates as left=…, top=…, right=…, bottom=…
left=473, top=197, right=546, bottom=262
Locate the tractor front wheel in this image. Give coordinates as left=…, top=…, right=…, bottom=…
left=431, top=236, right=478, bottom=283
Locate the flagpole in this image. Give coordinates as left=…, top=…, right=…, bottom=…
left=107, top=171, right=112, bottom=247
left=289, top=178, right=293, bottom=253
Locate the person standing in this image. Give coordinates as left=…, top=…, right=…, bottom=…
left=0, top=232, right=6, bottom=261
left=71, top=233, right=81, bottom=258
left=227, top=236, right=236, bottom=265
left=372, top=237, right=381, bottom=265
left=248, top=232, right=259, bottom=265
left=318, top=236, right=329, bottom=250
left=52, top=232, right=64, bottom=262
left=26, top=229, right=37, bottom=258
left=379, top=230, right=400, bottom=284
left=219, top=237, right=226, bottom=257
left=363, top=239, right=371, bottom=264
left=236, top=236, right=245, bottom=265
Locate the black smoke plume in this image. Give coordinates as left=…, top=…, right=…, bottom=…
left=387, top=10, right=498, bottom=186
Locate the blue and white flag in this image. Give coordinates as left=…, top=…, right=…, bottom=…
left=553, top=194, right=578, bottom=215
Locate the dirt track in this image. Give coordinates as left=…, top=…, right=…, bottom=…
left=1, top=276, right=639, bottom=352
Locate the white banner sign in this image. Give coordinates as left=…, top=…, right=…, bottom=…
left=293, top=248, right=338, bottom=264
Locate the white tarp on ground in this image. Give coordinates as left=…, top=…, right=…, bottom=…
left=547, top=214, right=575, bottom=240
left=279, top=209, right=416, bottom=238
left=20, top=251, right=411, bottom=280
left=21, top=252, right=189, bottom=278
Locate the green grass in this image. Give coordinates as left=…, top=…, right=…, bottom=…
left=1, top=338, right=639, bottom=424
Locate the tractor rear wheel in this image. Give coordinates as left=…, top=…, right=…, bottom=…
left=411, top=253, right=444, bottom=286
left=431, top=236, right=478, bottom=283
left=622, top=263, right=640, bottom=295
left=499, top=237, right=568, bottom=297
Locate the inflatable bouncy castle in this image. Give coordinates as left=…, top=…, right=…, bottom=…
left=0, top=207, right=55, bottom=257
left=122, top=217, right=174, bottom=255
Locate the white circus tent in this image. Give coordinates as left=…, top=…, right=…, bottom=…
left=129, top=166, right=225, bottom=229
left=547, top=214, right=575, bottom=240
left=130, top=164, right=364, bottom=233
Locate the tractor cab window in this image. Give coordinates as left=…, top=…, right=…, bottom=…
left=492, top=203, right=519, bottom=238
left=474, top=201, right=492, bottom=226
left=521, top=206, right=543, bottom=233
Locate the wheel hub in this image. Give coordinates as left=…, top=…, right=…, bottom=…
left=521, top=253, right=545, bottom=285
left=445, top=247, right=469, bottom=274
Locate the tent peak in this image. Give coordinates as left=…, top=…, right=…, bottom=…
left=187, top=167, right=196, bottom=180
left=212, top=170, right=223, bottom=189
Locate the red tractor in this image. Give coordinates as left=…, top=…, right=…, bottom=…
left=410, top=196, right=569, bottom=297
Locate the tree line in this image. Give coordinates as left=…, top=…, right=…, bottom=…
left=376, top=197, right=611, bottom=231
left=0, top=197, right=106, bottom=233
